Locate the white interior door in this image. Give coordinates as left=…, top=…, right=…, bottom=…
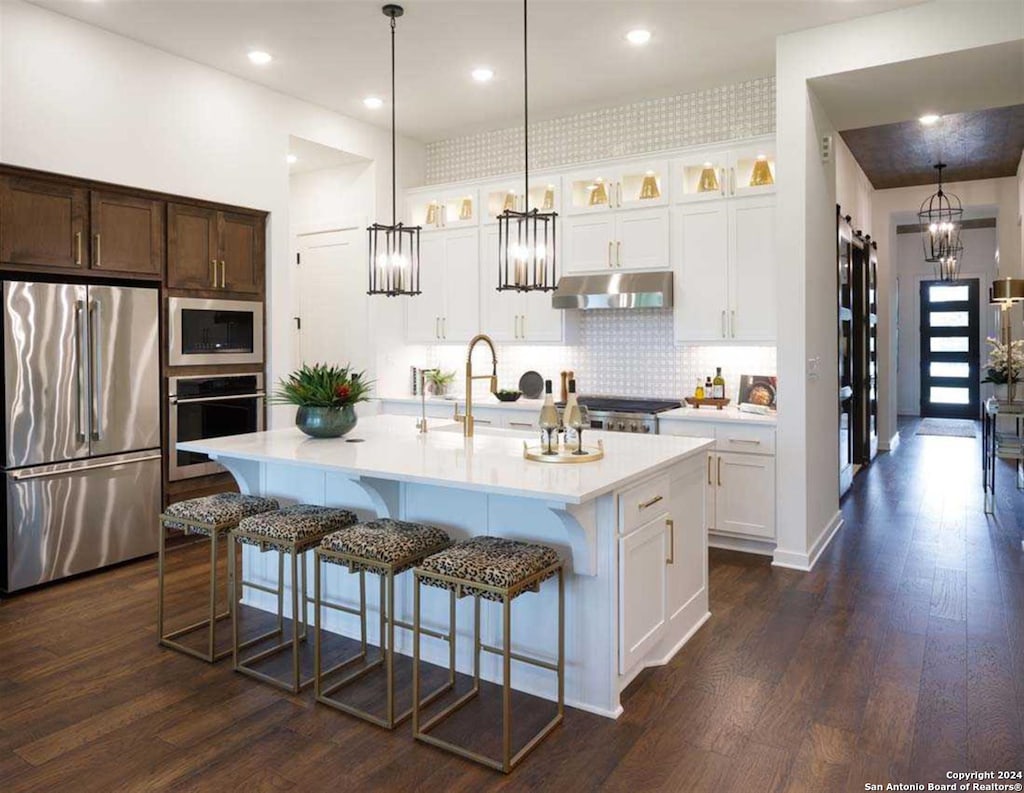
left=296, top=228, right=371, bottom=373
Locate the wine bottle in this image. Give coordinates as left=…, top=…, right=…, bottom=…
left=563, top=379, right=580, bottom=448
left=713, top=367, right=725, bottom=399
left=538, top=379, right=560, bottom=455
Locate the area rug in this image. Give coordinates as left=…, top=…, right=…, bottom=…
left=915, top=418, right=977, bottom=438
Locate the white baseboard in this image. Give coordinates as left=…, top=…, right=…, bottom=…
left=708, top=533, right=775, bottom=556
left=771, top=511, right=843, bottom=571
left=880, top=431, right=900, bottom=452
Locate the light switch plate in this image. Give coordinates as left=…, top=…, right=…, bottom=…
left=807, top=356, right=821, bottom=380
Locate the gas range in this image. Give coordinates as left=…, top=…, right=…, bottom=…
left=557, top=395, right=682, bottom=434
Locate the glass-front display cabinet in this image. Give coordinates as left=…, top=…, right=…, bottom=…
left=672, top=152, right=729, bottom=203
left=481, top=178, right=560, bottom=224
left=730, top=145, right=777, bottom=198
left=407, top=188, right=479, bottom=230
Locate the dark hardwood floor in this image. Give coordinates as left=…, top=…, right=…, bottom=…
left=2, top=417, right=1022, bottom=792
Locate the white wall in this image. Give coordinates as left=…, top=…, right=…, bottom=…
left=895, top=226, right=998, bottom=414
left=835, top=136, right=874, bottom=237
left=0, top=0, right=425, bottom=423
left=775, top=0, right=1023, bottom=569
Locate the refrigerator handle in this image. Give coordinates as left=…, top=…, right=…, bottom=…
left=9, top=453, right=162, bottom=481
left=89, top=299, right=102, bottom=442
left=75, top=300, right=89, bottom=443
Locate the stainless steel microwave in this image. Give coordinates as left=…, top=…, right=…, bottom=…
left=168, top=297, right=263, bottom=367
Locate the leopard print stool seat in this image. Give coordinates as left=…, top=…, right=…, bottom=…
left=230, top=504, right=358, bottom=694
left=157, top=493, right=280, bottom=664
left=412, top=536, right=564, bottom=774
left=234, top=505, right=358, bottom=553
left=313, top=519, right=453, bottom=729
left=161, top=493, right=280, bottom=535
left=319, top=519, right=451, bottom=575
left=416, top=536, right=561, bottom=601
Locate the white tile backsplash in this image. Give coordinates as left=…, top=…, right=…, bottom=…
left=410, top=310, right=775, bottom=404
left=425, top=77, right=775, bottom=184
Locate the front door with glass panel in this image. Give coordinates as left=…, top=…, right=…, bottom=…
left=919, top=279, right=979, bottom=418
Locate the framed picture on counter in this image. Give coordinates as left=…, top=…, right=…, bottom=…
left=738, top=375, right=777, bottom=409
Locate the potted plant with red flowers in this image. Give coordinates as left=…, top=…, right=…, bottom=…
left=273, top=363, right=372, bottom=438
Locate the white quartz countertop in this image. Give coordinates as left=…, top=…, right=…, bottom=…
left=659, top=406, right=777, bottom=425
left=179, top=415, right=713, bottom=505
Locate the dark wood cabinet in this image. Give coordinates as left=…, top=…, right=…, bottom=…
left=0, top=177, right=88, bottom=269
left=220, top=212, right=264, bottom=295
left=168, top=204, right=264, bottom=295
left=167, top=203, right=219, bottom=290
left=90, top=192, right=164, bottom=276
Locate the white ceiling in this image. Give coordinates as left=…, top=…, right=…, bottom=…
left=288, top=135, right=370, bottom=173
left=810, top=40, right=1024, bottom=130
left=33, top=0, right=923, bottom=142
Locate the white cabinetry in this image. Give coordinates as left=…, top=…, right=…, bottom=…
left=406, top=228, right=479, bottom=343
left=660, top=418, right=776, bottom=549
left=479, top=226, right=563, bottom=342
left=619, top=512, right=670, bottom=674
left=673, top=195, right=776, bottom=343
left=407, top=188, right=479, bottom=231
left=563, top=209, right=669, bottom=275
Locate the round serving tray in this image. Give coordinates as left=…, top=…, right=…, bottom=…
left=523, top=439, right=604, bottom=464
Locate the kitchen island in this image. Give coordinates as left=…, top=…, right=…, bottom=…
left=179, top=415, right=713, bottom=718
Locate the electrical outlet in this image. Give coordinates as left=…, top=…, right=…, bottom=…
left=807, top=356, right=821, bottom=381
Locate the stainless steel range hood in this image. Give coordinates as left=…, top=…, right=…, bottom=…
left=552, top=272, right=673, bottom=310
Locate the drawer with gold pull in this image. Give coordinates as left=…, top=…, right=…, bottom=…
left=618, top=473, right=671, bottom=535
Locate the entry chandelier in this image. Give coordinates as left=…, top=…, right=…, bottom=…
left=496, top=0, right=557, bottom=292
left=918, top=162, right=963, bottom=282
left=367, top=4, right=421, bottom=297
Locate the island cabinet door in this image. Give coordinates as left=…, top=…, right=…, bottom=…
left=618, top=512, right=670, bottom=675
left=667, top=464, right=707, bottom=622
left=715, top=452, right=776, bottom=539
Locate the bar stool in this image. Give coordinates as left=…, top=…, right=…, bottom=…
left=412, top=536, right=564, bottom=774
left=158, top=492, right=280, bottom=662
left=313, top=518, right=454, bottom=728
left=229, top=504, right=358, bottom=693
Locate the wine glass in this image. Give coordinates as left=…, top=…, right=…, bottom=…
left=571, top=406, right=590, bottom=455
left=539, top=412, right=560, bottom=455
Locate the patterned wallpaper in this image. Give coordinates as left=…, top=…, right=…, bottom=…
left=404, top=76, right=779, bottom=403
left=424, top=77, right=775, bottom=184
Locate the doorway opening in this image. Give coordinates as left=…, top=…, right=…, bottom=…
left=918, top=278, right=980, bottom=418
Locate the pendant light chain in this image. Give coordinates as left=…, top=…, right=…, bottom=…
left=523, top=0, right=528, bottom=212
left=390, top=12, right=397, bottom=227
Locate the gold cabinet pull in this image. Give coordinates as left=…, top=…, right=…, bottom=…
left=666, top=518, right=674, bottom=565
left=75, top=231, right=82, bottom=265
left=608, top=241, right=613, bottom=268
left=220, top=260, right=227, bottom=289
left=94, top=234, right=101, bottom=267
left=210, top=259, right=217, bottom=288
left=616, top=240, right=621, bottom=267
left=717, top=456, right=723, bottom=486
left=707, top=455, right=712, bottom=485
left=638, top=494, right=663, bottom=511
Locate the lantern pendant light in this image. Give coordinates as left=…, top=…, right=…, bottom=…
left=918, top=162, right=963, bottom=282
left=497, top=0, right=558, bottom=293
left=367, top=4, right=421, bottom=297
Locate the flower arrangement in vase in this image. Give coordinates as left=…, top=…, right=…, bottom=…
left=982, top=337, right=1024, bottom=402
left=273, top=363, right=372, bottom=438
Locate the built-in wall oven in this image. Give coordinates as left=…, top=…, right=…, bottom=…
left=168, top=297, right=264, bottom=367
left=168, top=373, right=265, bottom=480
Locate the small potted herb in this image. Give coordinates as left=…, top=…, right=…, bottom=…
left=273, top=363, right=372, bottom=438
left=425, top=369, right=457, bottom=397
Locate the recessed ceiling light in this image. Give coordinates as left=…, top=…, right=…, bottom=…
left=471, top=67, right=495, bottom=83
left=626, top=29, right=651, bottom=46
left=247, top=50, right=272, bottom=65
left=363, top=96, right=384, bottom=109
left=919, top=113, right=941, bottom=126
left=286, top=154, right=298, bottom=165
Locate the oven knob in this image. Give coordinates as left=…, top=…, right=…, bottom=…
left=641, top=424, right=650, bottom=433
left=615, top=421, right=625, bottom=431
left=628, top=423, right=638, bottom=432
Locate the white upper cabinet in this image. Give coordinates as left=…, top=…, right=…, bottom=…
left=407, top=187, right=479, bottom=231
left=728, top=196, right=776, bottom=342
left=405, top=228, right=479, bottom=343
left=563, top=167, right=620, bottom=215
left=674, top=203, right=730, bottom=342
left=480, top=225, right=563, bottom=343
left=563, top=214, right=616, bottom=274
left=617, top=160, right=670, bottom=209
left=729, top=144, right=776, bottom=198
left=673, top=194, right=776, bottom=344
left=616, top=208, right=670, bottom=270
left=672, top=151, right=730, bottom=204
left=481, top=176, right=560, bottom=225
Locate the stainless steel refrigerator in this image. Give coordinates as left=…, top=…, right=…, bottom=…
left=2, top=280, right=161, bottom=592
